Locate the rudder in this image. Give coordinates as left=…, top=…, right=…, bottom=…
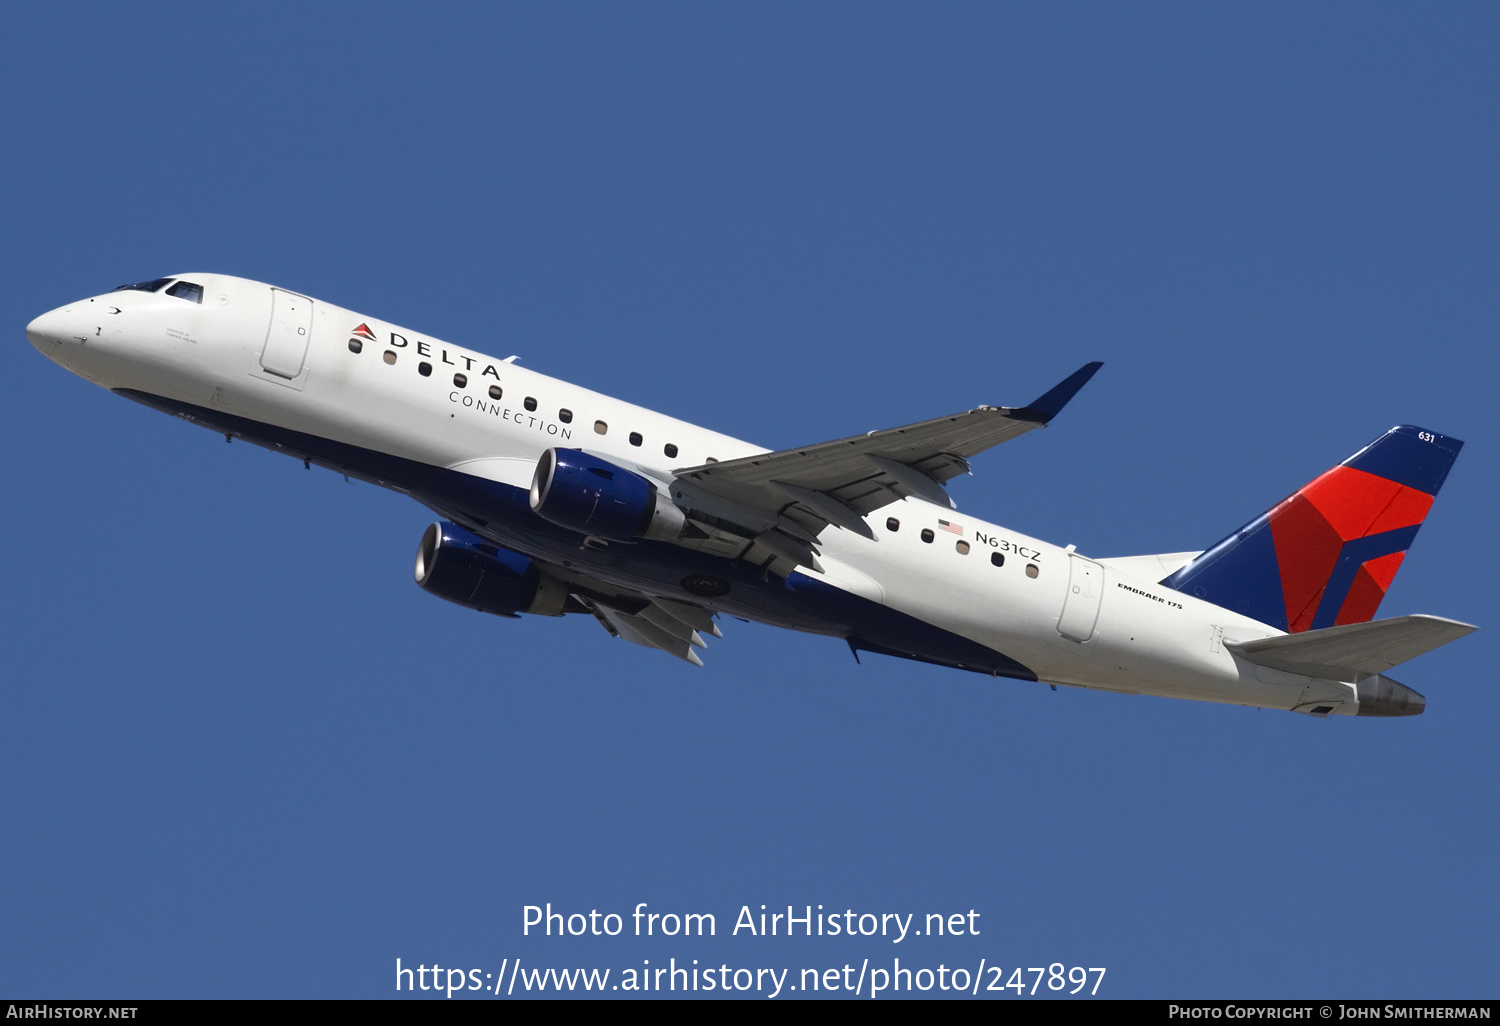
left=1162, top=426, right=1462, bottom=632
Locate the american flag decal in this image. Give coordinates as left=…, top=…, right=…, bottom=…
left=937, top=519, right=964, bottom=536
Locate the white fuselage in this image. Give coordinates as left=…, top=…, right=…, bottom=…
left=28, top=274, right=1357, bottom=714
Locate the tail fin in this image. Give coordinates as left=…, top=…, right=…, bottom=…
left=1162, top=425, right=1463, bottom=632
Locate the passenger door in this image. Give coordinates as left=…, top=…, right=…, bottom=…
left=260, top=289, right=313, bottom=379
left=1058, top=554, right=1104, bottom=643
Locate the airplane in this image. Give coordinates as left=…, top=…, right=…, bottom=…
left=26, top=273, right=1475, bottom=718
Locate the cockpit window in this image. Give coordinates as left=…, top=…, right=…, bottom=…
left=112, top=277, right=174, bottom=293
left=165, top=280, right=203, bottom=304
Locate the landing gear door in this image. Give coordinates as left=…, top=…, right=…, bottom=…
left=1058, top=555, right=1104, bottom=643
left=260, top=289, right=313, bottom=379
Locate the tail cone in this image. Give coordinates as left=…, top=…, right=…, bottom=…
left=1355, top=675, right=1426, bottom=717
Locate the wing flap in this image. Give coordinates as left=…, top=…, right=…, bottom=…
left=651, top=597, right=723, bottom=636
left=1226, top=614, right=1476, bottom=680
left=571, top=578, right=722, bottom=666
left=588, top=602, right=704, bottom=666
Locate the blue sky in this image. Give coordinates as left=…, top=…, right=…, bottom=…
left=2, top=2, right=1496, bottom=999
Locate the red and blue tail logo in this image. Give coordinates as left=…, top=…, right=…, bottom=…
left=1162, top=426, right=1463, bottom=632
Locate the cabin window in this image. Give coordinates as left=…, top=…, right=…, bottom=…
left=453, top=373, right=467, bottom=387
left=886, top=517, right=899, bottom=532
left=991, top=552, right=1005, bottom=567
left=559, top=409, right=573, bottom=424
left=165, top=280, right=203, bottom=304
left=348, top=338, right=363, bottom=354
left=524, top=397, right=537, bottom=412
left=594, top=420, right=608, bottom=435
left=488, top=385, right=502, bottom=399
left=921, top=529, right=934, bottom=543
left=629, top=432, right=643, bottom=447
left=1025, top=564, right=1039, bottom=578
left=418, top=362, right=432, bottom=376
left=383, top=351, right=397, bottom=365
left=955, top=540, right=970, bottom=555
left=664, top=443, right=678, bottom=458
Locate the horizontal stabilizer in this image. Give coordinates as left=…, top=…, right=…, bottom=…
left=1226, top=614, right=1476, bottom=681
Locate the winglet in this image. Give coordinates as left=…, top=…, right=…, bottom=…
left=1011, top=361, right=1103, bottom=424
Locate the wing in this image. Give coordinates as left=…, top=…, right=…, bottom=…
left=667, top=362, right=1101, bottom=573
left=553, top=568, right=724, bottom=666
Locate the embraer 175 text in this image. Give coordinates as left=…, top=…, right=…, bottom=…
left=28, top=274, right=1475, bottom=717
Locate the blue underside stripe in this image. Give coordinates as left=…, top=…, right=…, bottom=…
left=115, top=389, right=1038, bottom=682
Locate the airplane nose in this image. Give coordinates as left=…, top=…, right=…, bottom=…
left=26, top=307, right=74, bottom=350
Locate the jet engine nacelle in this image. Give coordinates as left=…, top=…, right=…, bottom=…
left=529, top=447, right=685, bottom=541
left=414, top=521, right=569, bottom=616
